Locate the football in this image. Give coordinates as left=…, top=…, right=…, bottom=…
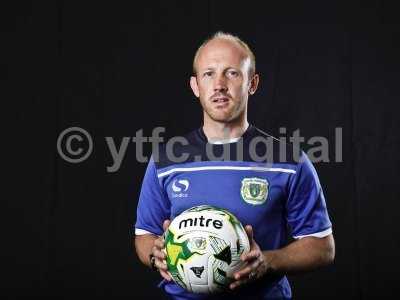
left=164, top=205, right=250, bottom=294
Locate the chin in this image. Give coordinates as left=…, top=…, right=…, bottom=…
left=211, top=108, right=244, bottom=122
left=209, top=113, right=236, bottom=123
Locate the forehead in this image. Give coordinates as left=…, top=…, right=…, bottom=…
left=196, top=38, right=249, bottom=70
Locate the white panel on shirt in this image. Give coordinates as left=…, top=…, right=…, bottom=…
left=135, top=228, right=156, bottom=236
left=293, top=227, right=332, bottom=239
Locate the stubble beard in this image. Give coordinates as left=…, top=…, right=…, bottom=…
left=202, top=97, right=246, bottom=124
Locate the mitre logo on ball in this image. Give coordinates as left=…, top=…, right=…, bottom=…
left=164, top=205, right=250, bottom=294
left=178, top=215, right=223, bottom=230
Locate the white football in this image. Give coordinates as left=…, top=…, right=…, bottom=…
left=164, top=205, right=250, bottom=294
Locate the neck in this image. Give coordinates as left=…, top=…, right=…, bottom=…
left=202, top=115, right=249, bottom=142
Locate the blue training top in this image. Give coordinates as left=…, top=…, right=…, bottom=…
left=135, top=124, right=332, bottom=299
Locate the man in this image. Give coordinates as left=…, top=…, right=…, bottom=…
left=135, top=32, right=335, bottom=299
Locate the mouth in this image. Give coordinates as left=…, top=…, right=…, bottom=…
left=212, top=97, right=229, bottom=103
left=212, top=97, right=230, bottom=109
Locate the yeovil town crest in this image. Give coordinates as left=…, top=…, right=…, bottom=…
left=240, top=177, right=269, bottom=205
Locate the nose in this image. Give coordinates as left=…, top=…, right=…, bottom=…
left=213, top=74, right=228, bottom=92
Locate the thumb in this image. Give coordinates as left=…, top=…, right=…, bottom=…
left=163, top=219, right=171, bottom=232
left=245, top=225, right=254, bottom=243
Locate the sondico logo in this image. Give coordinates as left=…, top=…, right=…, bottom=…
left=171, top=179, right=189, bottom=198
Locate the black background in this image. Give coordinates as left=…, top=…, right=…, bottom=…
left=2, top=1, right=400, bottom=299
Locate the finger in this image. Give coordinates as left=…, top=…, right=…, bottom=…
left=154, top=258, right=168, bottom=271
left=154, top=238, right=165, bottom=249
left=159, top=269, right=172, bottom=281
left=250, top=257, right=262, bottom=270
left=163, top=219, right=171, bottom=232
left=230, top=278, right=248, bottom=290
left=236, top=255, right=263, bottom=280
left=232, top=268, right=260, bottom=289
left=153, top=248, right=166, bottom=260
left=230, top=281, right=238, bottom=290
left=241, top=249, right=260, bottom=262
left=235, top=258, right=262, bottom=278
left=234, top=265, right=252, bottom=280
left=151, top=243, right=164, bottom=257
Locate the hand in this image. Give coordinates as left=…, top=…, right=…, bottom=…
left=230, top=225, right=267, bottom=290
left=151, top=219, right=171, bottom=281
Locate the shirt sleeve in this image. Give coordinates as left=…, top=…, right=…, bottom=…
left=135, top=156, right=170, bottom=236
left=286, top=151, right=332, bottom=239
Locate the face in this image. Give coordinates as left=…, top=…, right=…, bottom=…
left=190, top=38, right=259, bottom=123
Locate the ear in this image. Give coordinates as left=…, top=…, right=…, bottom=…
left=248, top=73, right=259, bottom=95
left=190, top=76, right=200, bottom=98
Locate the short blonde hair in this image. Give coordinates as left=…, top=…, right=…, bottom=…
left=192, top=31, right=256, bottom=76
